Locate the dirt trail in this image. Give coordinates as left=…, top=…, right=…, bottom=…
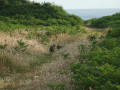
left=0, top=27, right=105, bottom=90
left=85, top=27, right=109, bottom=36
left=9, top=34, right=90, bottom=90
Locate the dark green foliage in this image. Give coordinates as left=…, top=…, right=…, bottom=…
left=90, top=40, right=100, bottom=51
left=0, top=0, right=83, bottom=28
left=71, top=62, right=120, bottom=90
left=85, top=13, right=120, bottom=28
left=100, top=38, right=119, bottom=49
left=107, top=28, right=120, bottom=38
left=47, top=83, right=66, bottom=90
left=0, top=0, right=30, bottom=5
left=71, top=20, right=120, bottom=89
left=88, top=33, right=98, bottom=41
left=71, top=46, right=120, bottom=89
left=0, top=44, right=7, bottom=50
left=78, top=44, right=87, bottom=54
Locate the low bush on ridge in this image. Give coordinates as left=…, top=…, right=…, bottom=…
left=85, top=13, right=120, bottom=28
left=0, top=0, right=83, bottom=31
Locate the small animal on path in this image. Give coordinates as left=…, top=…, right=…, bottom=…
left=57, top=44, right=62, bottom=49
left=49, top=44, right=56, bottom=53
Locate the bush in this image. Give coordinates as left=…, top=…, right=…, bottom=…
left=71, top=27, right=120, bottom=89
left=86, top=13, right=120, bottom=28
left=88, top=33, right=98, bottom=41
left=0, top=0, right=84, bottom=28
left=107, top=27, right=120, bottom=38
left=71, top=47, right=120, bottom=89
left=47, top=83, right=66, bottom=90
left=71, top=63, right=120, bottom=90
left=100, top=38, right=118, bottom=49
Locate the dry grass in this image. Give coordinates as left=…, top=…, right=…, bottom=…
left=103, top=27, right=112, bottom=35
left=85, top=27, right=107, bottom=36
left=0, top=31, right=49, bottom=66
left=0, top=27, right=101, bottom=89
left=7, top=35, right=90, bottom=90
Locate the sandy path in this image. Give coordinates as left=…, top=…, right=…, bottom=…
left=11, top=35, right=90, bottom=90
left=85, top=27, right=109, bottom=36
left=0, top=27, right=104, bottom=89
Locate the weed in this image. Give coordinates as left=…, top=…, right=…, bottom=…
left=29, top=55, right=52, bottom=69
left=78, top=44, right=87, bottom=54
left=88, top=33, right=98, bottom=41
left=47, top=83, right=66, bottom=90
left=14, top=39, right=29, bottom=52
left=0, top=44, right=8, bottom=50
left=26, top=32, right=36, bottom=39
left=40, top=35, right=50, bottom=44
left=61, top=52, right=70, bottom=58
left=90, top=40, right=100, bottom=51
left=99, top=35, right=105, bottom=40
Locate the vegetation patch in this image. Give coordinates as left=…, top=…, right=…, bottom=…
left=47, top=83, right=66, bottom=90
left=70, top=25, right=120, bottom=89
left=85, top=13, right=120, bottom=28
left=0, top=53, right=26, bottom=77
left=0, top=0, right=83, bottom=32
left=29, top=55, right=53, bottom=69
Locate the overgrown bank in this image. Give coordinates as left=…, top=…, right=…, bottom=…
left=0, top=0, right=120, bottom=89
left=0, top=0, right=83, bottom=31
left=71, top=13, right=120, bottom=89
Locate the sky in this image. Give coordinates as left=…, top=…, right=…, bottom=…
left=29, top=0, right=120, bottom=9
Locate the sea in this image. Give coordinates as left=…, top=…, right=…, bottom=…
left=65, top=8, right=120, bottom=20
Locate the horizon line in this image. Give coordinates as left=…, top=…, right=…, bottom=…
left=65, top=8, right=120, bottom=10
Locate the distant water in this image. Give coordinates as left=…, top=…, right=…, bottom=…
left=65, top=9, right=120, bottom=20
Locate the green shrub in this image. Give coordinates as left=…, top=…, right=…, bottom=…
left=100, top=38, right=119, bottom=49
left=61, top=52, right=70, bottom=58
left=107, top=27, right=120, bottom=38
left=90, top=40, right=100, bottom=51
left=78, top=44, right=87, bottom=54
left=71, top=34, right=120, bottom=89
left=14, top=39, right=29, bottom=52
left=71, top=47, right=120, bottom=89
left=86, top=13, right=120, bottom=28
left=40, top=35, right=50, bottom=44
left=71, top=63, right=120, bottom=90
left=88, top=33, right=98, bottom=41
left=47, top=83, right=66, bottom=90
left=0, top=0, right=84, bottom=29
left=26, top=32, right=36, bottom=39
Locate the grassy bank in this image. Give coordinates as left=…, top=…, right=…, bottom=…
left=71, top=13, right=120, bottom=90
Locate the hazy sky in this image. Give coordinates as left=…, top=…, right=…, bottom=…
left=29, top=0, right=120, bottom=9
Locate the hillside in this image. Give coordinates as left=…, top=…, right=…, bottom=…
left=0, top=0, right=83, bottom=30
left=0, top=0, right=86, bottom=89
left=85, top=13, right=120, bottom=28
left=0, top=0, right=120, bottom=89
